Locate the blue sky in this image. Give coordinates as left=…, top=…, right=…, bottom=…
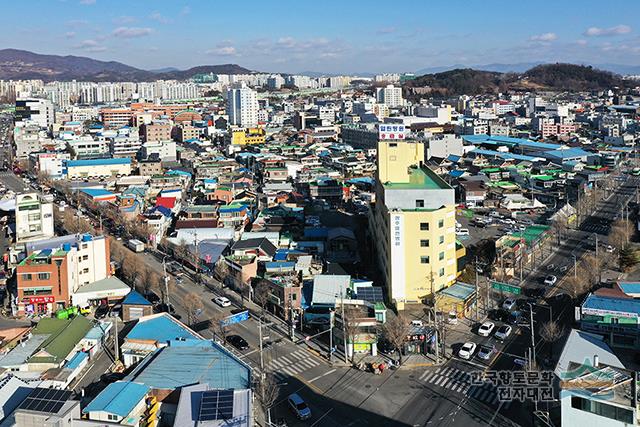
left=3, top=0, right=640, bottom=73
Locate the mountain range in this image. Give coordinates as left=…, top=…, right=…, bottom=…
left=416, top=62, right=640, bottom=76
left=0, top=49, right=251, bottom=82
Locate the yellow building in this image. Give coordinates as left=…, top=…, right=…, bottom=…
left=370, top=140, right=462, bottom=310
left=231, top=127, right=266, bottom=146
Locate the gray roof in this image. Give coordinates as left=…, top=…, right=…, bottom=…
left=74, top=276, right=131, bottom=295
left=0, top=374, right=35, bottom=420
left=0, top=335, right=49, bottom=368
left=231, top=238, right=277, bottom=257
left=554, top=329, right=624, bottom=378
left=312, top=275, right=351, bottom=305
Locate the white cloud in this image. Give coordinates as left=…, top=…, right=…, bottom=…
left=150, top=11, right=171, bottom=24
left=79, top=0, right=95, bottom=4
left=206, top=44, right=238, bottom=56
left=112, top=27, right=152, bottom=38
left=584, top=24, right=631, bottom=37
left=65, top=31, right=76, bottom=39
left=113, top=15, right=135, bottom=25
left=74, top=39, right=107, bottom=52
left=576, top=39, right=588, bottom=46
left=529, top=32, right=557, bottom=42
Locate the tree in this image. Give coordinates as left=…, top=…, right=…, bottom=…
left=184, top=292, right=204, bottom=326
left=254, top=373, right=280, bottom=425
left=340, top=306, right=366, bottom=363
left=174, top=239, right=190, bottom=267
left=253, top=280, right=271, bottom=319
left=619, top=247, right=640, bottom=272
left=581, top=254, right=603, bottom=287
left=136, top=267, right=153, bottom=296
left=381, top=314, right=411, bottom=365
left=609, top=219, right=633, bottom=251
left=540, top=320, right=564, bottom=360
left=562, top=274, right=591, bottom=303
left=209, top=311, right=229, bottom=343
left=121, top=253, right=140, bottom=285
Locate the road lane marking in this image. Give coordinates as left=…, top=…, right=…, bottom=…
left=310, top=408, right=334, bottom=427
left=309, top=369, right=336, bottom=383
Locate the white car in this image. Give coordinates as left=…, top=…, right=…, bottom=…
left=605, top=245, right=615, bottom=253
left=456, top=228, right=470, bottom=236
left=544, top=275, right=557, bottom=286
left=478, top=321, right=495, bottom=337
left=411, top=320, right=424, bottom=327
left=213, top=296, right=232, bottom=307
left=494, top=325, right=513, bottom=341
left=458, top=342, right=477, bottom=360
left=502, top=298, right=517, bottom=311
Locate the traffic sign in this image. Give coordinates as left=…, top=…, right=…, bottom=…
left=220, top=310, right=250, bottom=327
left=491, top=281, right=521, bottom=295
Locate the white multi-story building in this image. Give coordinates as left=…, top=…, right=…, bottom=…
left=267, top=75, right=285, bottom=90
left=226, top=82, right=259, bottom=127
left=29, top=152, right=71, bottom=179
left=376, top=85, right=404, bottom=108
left=14, top=122, right=52, bottom=159
left=67, top=136, right=110, bottom=158
left=15, top=98, right=54, bottom=128
left=15, top=193, right=54, bottom=244
left=141, top=140, right=177, bottom=162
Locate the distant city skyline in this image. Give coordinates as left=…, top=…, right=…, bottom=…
left=3, top=0, right=640, bottom=74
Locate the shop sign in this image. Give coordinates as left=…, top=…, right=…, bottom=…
left=25, top=296, right=55, bottom=304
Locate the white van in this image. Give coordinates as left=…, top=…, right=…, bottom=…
left=456, top=228, right=470, bottom=236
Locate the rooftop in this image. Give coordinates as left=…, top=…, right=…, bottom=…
left=383, top=166, right=451, bottom=190
left=83, top=381, right=149, bottom=417
left=30, top=316, right=92, bottom=365
left=582, top=293, right=640, bottom=317
left=125, top=313, right=202, bottom=343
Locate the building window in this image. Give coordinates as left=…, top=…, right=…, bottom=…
left=420, top=256, right=429, bottom=264
left=420, top=223, right=429, bottom=231
left=37, top=273, right=50, bottom=280
left=439, top=252, right=445, bottom=261
left=107, top=414, right=118, bottom=421
left=438, top=219, right=444, bottom=228
left=82, top=268, right=89, bottom=274
left=82, top=255, right=88, bottom=261
left=439, top=235, right=445, bottom=244
left=22, top=274, right=32, bottom=281
left=416, top=200, right=424, bottom=208
left=420, top=240, right=429, bottom=247
left=439, top=268, right=445, bottom=277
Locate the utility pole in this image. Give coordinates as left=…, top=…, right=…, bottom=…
left=258, top=317, right=264, bottom=379
left=528, top=303, right=536, bottom=367
left=289, top=292, right=295, bottom=341
left=162, top=256, right=170, bottom=308
left=329, top=309, right=334, bottom=364
left=340, top=289, right=348, bottom=364
left=573, top=255, right=577, bottom=279
left=113, top=315, right=119, bottom=363
left=474, top=256, right=479, bottom=321
left=193, top=230, right=199, bottom=285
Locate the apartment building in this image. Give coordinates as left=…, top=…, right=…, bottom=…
left=370, top=140, right=460, bottom=310
left=99, top=108, right=133, bottom=129
left=230, top=127, right=266, bottom=146
left=15, top=193, right=54, bottom=244
left=226, top=82, right=259, bottom=127
left=140, top=122, right=172, bottom=142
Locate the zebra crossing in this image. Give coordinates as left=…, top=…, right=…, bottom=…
left=418, top=366, right=512, bottom=409
left=581, top=223, right=609, bottom=234
left=267, top=348, right=323, bottom=380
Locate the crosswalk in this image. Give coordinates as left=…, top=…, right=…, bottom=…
left=418, top=366, right=512, bottom=409
left=267, top=348, right=323, bottom=380
left=581, top=223, right=609, bottom=234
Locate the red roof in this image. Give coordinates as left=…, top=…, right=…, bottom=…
left=156, top=197, right=176, bottom=209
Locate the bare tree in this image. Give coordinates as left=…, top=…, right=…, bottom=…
left=174, top=239, right=190, bottom=267
left=254, top=373, right=280, bottom=425
left=341, top=306, right=366, bottom=363
left=136, top=267, right=153, bottom=296
left=209, top=311, right=229, bottom=343
left=381, top=314, right=411, bottom=365
left=540, top=320, right=564, bottom=360
left=253, top=280, right=271, bottom=319
left=581, top=254, right=603, bottom=287
left=609, top=219, right=633, bottom=251
left=184, top=292, right=204, bottom=326
left=121, top=253, right=141, bottom=285
left=562, top=274, right=591, bottom=302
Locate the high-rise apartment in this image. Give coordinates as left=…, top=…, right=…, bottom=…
left=226, top=82, right=258, bottom=127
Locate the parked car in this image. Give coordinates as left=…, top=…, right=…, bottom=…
left=458, top=342, right=477, bottom=359
left=494, top=325, right=513, bottom=341
left=456, top=228, right=470, bottom=236
left=226, top=335, right=249, bottom=350
left=502, top=298, right=517, bottom=311
left=478, top=321, right=495, bottom=337
left=488, top=308, right=510, bottom=322
left=508, top=311, right=526, bottom=325
left=94, top=304, right=109, bottom=319
left=214, top=296, right=232, bottom=307
left=411, top=320, right=424, bottom=327
left=544, top=275, right=557, bottom=286
left=287, top=393, right=311, bottom=420
left=477, top=344, right=497, bottom=360
left=378, top=339, right=396, bottom=355
left=605, top=245, right=615, bottom=253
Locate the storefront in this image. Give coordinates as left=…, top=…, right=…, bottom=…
left=22, top=296, right=56, bottom=315
left=403, top=326, right=435, bottom=355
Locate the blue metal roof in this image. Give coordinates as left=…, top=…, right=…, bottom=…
left=81, top=188, right=113, bottom=198
left=167, top=169, right=192, bottom=177
left=543, top=148, right=590, bottom=160
left=463, top=134, right=561, bottom=150
left=582, top=294, right=640, bottom=317
left=470, top=148, right=540, bottom=162
left=265, top=261, right=295, bottom=269
left=449, top=170, right=466, bottom=178
left=83, top=381, right=149, bottom=417
left=618, top=282, right=640, bottom=295
left=126, top=313, right=202, bottom=342
left=65, top=351, right=88, bottom=370
left=304, top=227, right=329, bottom=239
left=125, top=340, right=251, bottom=390
left=122, top=290, right=152, bottom=306
left=66, top=158, right=131, bottom=167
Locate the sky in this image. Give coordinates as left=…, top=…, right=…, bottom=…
left=3, top=0, right=640, bottom=74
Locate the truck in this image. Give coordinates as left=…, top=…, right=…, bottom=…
left=127, top=239, right=145, bottom=253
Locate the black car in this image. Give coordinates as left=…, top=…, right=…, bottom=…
left=100, top=372, right=125, bottom=383
left=377, top=339, right=396, bottom=355
left=95, top=304, right=109, bottom=319
left=524, top=287, right=546, bottom=298
left=226, top=335, right=249, bottom=350
left=488, top=308, right=510, bottom=322
left=516, top=298, right=537, bottom=310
